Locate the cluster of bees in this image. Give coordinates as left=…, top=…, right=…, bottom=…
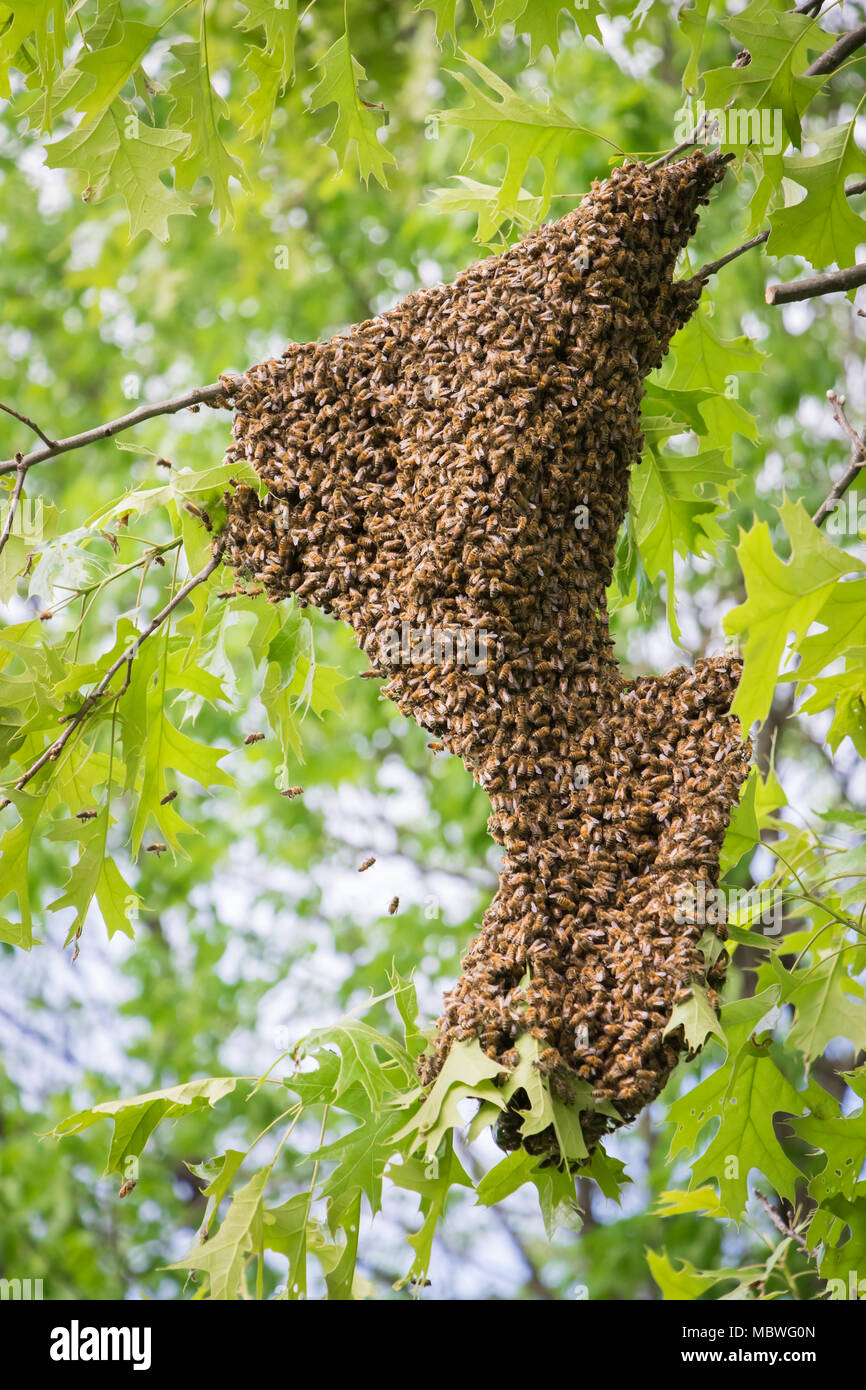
left=223, top=152, right=752, bottom=1153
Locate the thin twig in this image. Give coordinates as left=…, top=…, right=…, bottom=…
left=805, top=21, right=866, bottom=76
left=754, top=1190, right=809, bottom=1254
left=11, top=541, right=226, bottom=793
left=693, top=230, right=770, bottom=281
left=0, top=376, right=243, bottom=478
left=0, top=401, right=57, bottom=449
left=766, top=262, right=866, bottom=305
left=692, top=181, right=866, bottom=283
left=812, top=391, right=866, bottom=527
left=647, top=111, right=710, bottom=169
left=826, top=390, right=862, bottom=451
left=0, top=458, right=28, bottom=561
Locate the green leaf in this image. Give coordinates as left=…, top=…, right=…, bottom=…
left=791, top=579, right=866, bottom=684
left=725, top=498, right=865, bottom=731
left=769, top=121, right=866, bottom=270
left=647, top=1248, right=764, bottom=1300
left=815, top=1192, right=866, bottom=1289
left=0, top=788, right=46, bottom=948
left=309, top=32, right=395, bottom=187
left=0, top=0, right=65, bottom=100
left=663, top=307, right=765, bottom=461
left=701, top=0, right=831, bottom=150
left=241, top=44, right=286, bottom=143
left=475, top=1148, right=543, bottom=1205
left=425, top=175, right=545, bottom=244
left=791, top=1070, right=866, bottom=1203
left=799, top=657, right=866, bottom=756
left=167, top=41, right=246, bottom=230
left=237, top=0, right=299, bottom=81
left=437, top=55, right=606, bottom=228
left=169, top=1166, right=269, bottom=1298
left=509, top=0, right=602, bottom=59
left=721, top=766, right=787, bottom=874
left=313, top=1108, right=408, bottom=1215
left=188, top=1149, right=246, bottom=1238
left=664, top=981, right=726, bottom=1053
left=417, top=0, right=487, bottom=46
left=299, top=1014, right=417, bottom=1109
left=577, top=1144, right=631, bottom=1203
left=50, top=1077, right=242, bottom=1175
left=390, top=1137, right=472, bottom=1288
left=768, top=951, right=866, bottom=1062
left=262, top=1193, right=309, bottom=1297
left=632, top=446, right=733, bottom=641
left=65, top=18, right=158, bottom=126
left=666, top=987, right=806, bottom=1218
left=126, top=630, right=232, bottom=858
left=395, top=1039, right=506, bottom=1159
left=529, top=1161, right=582, bottom=1238
left=48, top=811, right=139, bottom=942
left=654, top=1186, right=728, bottom=1217
left=679, top=0, right=710, bottom=92
left=45, top=103, right=192, bottom=242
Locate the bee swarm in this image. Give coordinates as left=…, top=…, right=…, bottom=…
left=223, top=153, right=751, bottom=1153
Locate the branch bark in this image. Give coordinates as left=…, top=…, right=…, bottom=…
left=805, top=21, right=866, bottom=75
left=693, top=230, right=770, bottom=281
left=0, top=459, right=28, bottom=562
left=754, top=1189, right=809, bottom=1254
left=0, top=400, right=57, bottom=449
left=766, top=262, right=866, bottom=304
left=0, top=376, right=242, bottom=478
left=8, top=541, right=226, bottom=797
left=812, top=391, right=866, bottom=527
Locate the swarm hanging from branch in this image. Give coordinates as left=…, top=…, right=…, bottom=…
left=222, top=152, right=751, bottom=1152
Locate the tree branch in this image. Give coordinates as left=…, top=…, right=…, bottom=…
left=805, top=21, right=866, bottom=76
left=692, top=181, right=866, bottom=283
left=0, top=376, right=243, bottom=478
left=8, top=541, right=226, bottom=796
left=0, top=400, right=57, bottom=449
left=0, top=459, right=28, bottom=562
left=766, top=262, right=866, bottom=305
left=647, top=111, right=712, bottom=169
left=754, top=1189, right=809, bottom=1254
left=693, top=230, right=770, bottom=281
left=812, top=390, right=866, bottom=527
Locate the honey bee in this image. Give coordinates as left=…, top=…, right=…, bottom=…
left=388, top=897, right=399, bottom=915
left=222, top=151, right=748, bottom=1144
left=358, top=856, right=376, bottom=872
